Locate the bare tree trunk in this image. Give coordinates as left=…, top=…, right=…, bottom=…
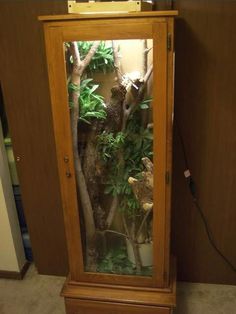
left=142, top=39, right=148, bottom=77
left=104, top=44, right=124, bottom=229
left=131, top=240, right=142, bottom=274
left=112, top=40, right=122, bottom=83
left=122, top=214, right=142, bottom=274
left=69, top=41, right=100, bottom=271
left=120, top=66, right=153, bottom=272
left=83, top=124, right=106, bottom=230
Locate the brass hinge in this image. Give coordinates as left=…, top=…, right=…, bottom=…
left=166, top=171, right=170, bottom=184
left=167, top=33, right=172, bottom=51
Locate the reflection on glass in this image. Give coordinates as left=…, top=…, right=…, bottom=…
left=65, top=39, right=153, bottom=276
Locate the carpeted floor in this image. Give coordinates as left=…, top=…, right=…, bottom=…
left=0, top=264, right=235, bottom=314
left=174, top=281, right=236, bottom=314
left=0, top=265, right=65, bottom=314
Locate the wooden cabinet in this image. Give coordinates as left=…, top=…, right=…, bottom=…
left=65, top=299, right=173, bottom=314
left=40, top=11, right=177, bottom=313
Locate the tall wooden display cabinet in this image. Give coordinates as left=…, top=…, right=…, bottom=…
left=39, top=11, right=177, bottom=314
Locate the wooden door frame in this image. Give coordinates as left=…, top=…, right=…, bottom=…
left=42, top=13, right=175, bottom=288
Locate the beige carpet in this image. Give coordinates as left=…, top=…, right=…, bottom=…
left=0, top=264, right=235, bottom=314
left=0, top=265, right=65, bottom=314
left=174, top=281, right=236, bottom=314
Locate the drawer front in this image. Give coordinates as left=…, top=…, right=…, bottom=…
left=65, top=298, right=172, bottom=314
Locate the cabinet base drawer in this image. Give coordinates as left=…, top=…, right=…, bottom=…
left=65, top=298, right=174, bottom=314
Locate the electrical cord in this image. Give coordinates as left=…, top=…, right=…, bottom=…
left=175, top=119, right=236, bottom=273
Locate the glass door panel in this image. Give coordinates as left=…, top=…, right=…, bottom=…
left=64, top=39, right=154, bottom=277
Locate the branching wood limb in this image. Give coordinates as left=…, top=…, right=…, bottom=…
left=69, top=40, right=100, bottom=270
left=122, top=214, right=142, bottom=273
left=145, top=47, right=153, bottom=54
left=112, top=40, right=122, bottom=84
left=121, top=64, right=153, bottom=130
left=122, top=213, right=131, bottom=239
left=97, top=42, right=126, bottom=228
left=142, top=39, right=153, bottom=76
left=143, top=64, right=153, bottom=84
left=105, top=196, right=119, bottom=229
left=135, top=207, right=153, bottom=242
left=105, top=229, right=129, bottom=239
left=82, top=41, right=100, bottom=70
left=142, top=39, right=148, bottom=77
left=106, top=54, right=153, bottom=227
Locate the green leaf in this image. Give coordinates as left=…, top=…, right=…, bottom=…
left=88, top=84, right=99, bottom=94
left=80, top=78, right=93, bottom=87
left=139, top=98, right=152, bottom=109
left=68, top=77, right=107, bottom=124
left=79, top=117, right=91, bottom=124
left=140, top=103, right=149, bottom=109
left=84, top=111, right=106, bottom=118
left=68, top=83, right=79, bottom=92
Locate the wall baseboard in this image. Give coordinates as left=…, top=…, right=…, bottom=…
left=0, top=261, right=30, bottom=280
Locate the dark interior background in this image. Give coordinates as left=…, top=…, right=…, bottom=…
left=0, top=0, right=235, bottom=284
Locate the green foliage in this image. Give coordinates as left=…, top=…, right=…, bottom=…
left=97, top=108, right=153, bottom=215
left=97, top=131, right=125, bottom=162
left=125, top=117, right=153, bottom=162
left=97, top=246, right=152, bottom=276
left=69, top=78, right=107, bottom=124
left=139, top=98, right=152, bottom=110
left=119, top=196, right=140, bottom=217
left=97, top=246, right=134, bottom=275
left=76, top=41, right=114, bottom=74
left=68, top=41, right=115, bottom=124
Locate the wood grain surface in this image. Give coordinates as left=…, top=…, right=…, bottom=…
left=43, top=13, right=175, bottom=288
left=172, top=0, right=236, bottom=284
left=0, top=0, right=69, bottom=275
left=1, top=0, right=235, bottom=285
left=65, top=299, right=172, bottom=314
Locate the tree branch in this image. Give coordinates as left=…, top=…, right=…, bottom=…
left=122, top=213, right=142, bottom=273
left=143, top=64, right=153, bottom=84
left=112, top=40, right=122, bottom=84
left=82, top=41, right=100, bottom=71
left=105, top=229, right=129, bottom=239
left=69, top=40, right=101, bottom=270
left=135, top=207, right=152, bottom=242
left=121, top=64, right=153, bottom=130
left=69, top=42, right=82, bottom=77
left=122, top=213, right=131, bottom=239
left=142, top=39, right=148, bottom=77
left=106, top=196, right=119, bottom=229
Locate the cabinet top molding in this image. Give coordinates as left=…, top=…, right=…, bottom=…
left=38, top=11, right=178, bottom=22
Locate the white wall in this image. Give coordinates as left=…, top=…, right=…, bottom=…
left=0, top=121, right=26, bottom=272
